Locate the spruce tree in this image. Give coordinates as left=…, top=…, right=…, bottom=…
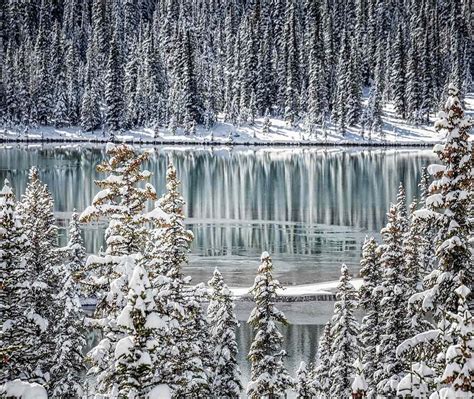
left=247, top=252, right=293, bottom=398
left=145, top=162, right=210, bottom=397
left=105, top=30, right=124, bottom=133
left=401, top=85, right=473, bottom=383
left=17, top=167, right=60, bottom=385
left=79, top=144, right=158, bottom=396
left=329, top=264, right=359, bottom=398
left=283, top=0, right=300, bottom=126
left=392, top=24, right=407, bottom=119
left=313, top=321, right=333, bottom=398
left=376, top=199, right=411, bottom=396
left=115, top=262, right=165, bottom=397
left=0, top=179, right=32, bottom=383
left=438, top=284, right=474, bottom=396
left=295, top=361, right=317, bottom=398
left=80, top=144, right=157, bottom=257
left=358, top=236, right=383, bottom=397
left=207, top=269, right=242, bottom=398
left=49, top=228, right=86, bottom=397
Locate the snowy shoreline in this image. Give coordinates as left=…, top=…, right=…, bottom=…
left=82, top=278, right=363, bottom=309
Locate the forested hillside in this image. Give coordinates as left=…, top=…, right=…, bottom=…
left=1, top=0, right=472, bottom=136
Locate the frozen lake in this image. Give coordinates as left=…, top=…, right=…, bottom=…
left=1, top=144, right=435, bottom=287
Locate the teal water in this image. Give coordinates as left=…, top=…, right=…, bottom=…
left=0, top=145, right=435, bottom=286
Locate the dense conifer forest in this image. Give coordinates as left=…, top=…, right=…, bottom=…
left=1, top=0, right=472, bottom=136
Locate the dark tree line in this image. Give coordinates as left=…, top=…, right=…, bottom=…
left=0, top=0, right=471, bottom=135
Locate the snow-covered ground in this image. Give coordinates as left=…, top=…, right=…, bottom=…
left=230, top=278, right=363, bottom=298
left=2, top=94, right=472, bottom=145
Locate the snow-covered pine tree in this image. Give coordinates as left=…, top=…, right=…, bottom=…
left=80, top=144, right=157, bottom=258
left=416, top=167, right=437, bottom=276
left=81, top=46, right=102, bottom=132
left=144, top=161, right=210, bottom=397
left=64, top=210, right=86, bottom=279
left=207, top=268, right=242, bottom=398
left=405, top=1, right=423, bottom=123
left=283, top=0, right=300, bottom=127
left=398, top=85, right=473, bottom=387
left=375, top=199, right=412, bottom=396
left=313, top=321, right=333, bottom=398
left=0, top=179, right=32, bottom=383
left=105, top=29, right=124, bottom=133
left=295, top=361, right=317, bottom=398
left=421, top=84, right=473, bottom=315
left=332, top=27, right=350, bottom=135
left=392, top=24, right=407, bottom=119
left=262, top=109, right=271, bottom=136
left=17, top=167, right=61, bottom=385
left=79, top=144, right=158, bottom=396
left=114, top=262, right=167, bottom=397
left=247, top=252, right=293, bottom=398
left=49, top=212, right=87, bottom=398
left=437, top=284, right=474, bottom=396
left=30, top=0, right=53, bottom=126
left=329, top=264, right=359, bottom=398
left=366, top=36, right=386, bottom=138
left=358, top=236, right=383, bottom=396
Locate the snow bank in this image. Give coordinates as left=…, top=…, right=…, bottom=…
left=1, top=380, right=48, bottom=399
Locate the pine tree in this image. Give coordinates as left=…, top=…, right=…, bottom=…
left=64, top=210, right=86, bottom=279
left=283, top=0, right=300, bottom=126
left=262, top=109, right=271, bottom=136
left=247, top=252, right=293, bottom=398
left=17, top=167, right=61, bottom=384
left=313, top=321, right=333, bottom=398
left=332, top=28, right=350, bottom=135
left=425, top=85, right=472, bottom=314
left=0, top=179, right=32, bottom=383
left=376, top=199, right=411, bottom=396
left=329, top=264, right=359, bottom=398
left=114, top=262, right=165, bottom=397
left=392, top=24, right=407, bottom=119
left=49, top=229, right=86, bottom=397
left=401, top=85, right=473, bottom=382
left=79, top=144, right=158, bottom=396
left=81, top=44, right=102, bottom=132
left=207, top=269, right=242, bottom=398
left=438, top=284, right=474, bottom=395
left=80, top=144, right=157, bottom=257
left=406, top=1, right=423, bottom=123
left=358, top=236, right=383, bottom=396
left=105, top=30, right=124, bottom=133
left=295, top=361, right=317, bottom=398
left=30, top=0, right=53, bottom=126
left=144, top=162, right=210, bottom=397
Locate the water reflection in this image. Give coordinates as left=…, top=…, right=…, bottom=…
left=85, top=321, right=323, bottom=397
left=0, top=145, right=435, bottom=285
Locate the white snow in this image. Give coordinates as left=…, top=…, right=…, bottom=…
left=2, top=93, right=473, bottom=145
left=147, top=384, right=172, bottom=399
left=229, top=278, right=363, bottom=297
left=146, top=205, right=171, bottom=223
left=1, top=380, right=48, bottom=399
left=145, top=312, right=167, bottom=330
left=427, top=164, right=446, bottom=175
left=115, top=336, right=133, bottom=360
